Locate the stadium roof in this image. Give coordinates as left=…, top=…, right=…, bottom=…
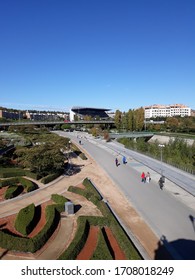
left=71, top=106, right=111, bottom=111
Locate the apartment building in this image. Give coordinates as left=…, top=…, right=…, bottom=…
left=144, top=104, right=191, bottom=119
left=0, top=109, right=20, bottom=120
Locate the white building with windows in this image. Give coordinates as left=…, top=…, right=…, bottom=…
left=144, top=104, right=191, bottom=119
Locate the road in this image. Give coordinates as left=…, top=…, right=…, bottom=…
left=56, top=131, right=195, bottom=260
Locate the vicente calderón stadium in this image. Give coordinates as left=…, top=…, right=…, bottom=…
left=69, top=106, right=111, bottom=121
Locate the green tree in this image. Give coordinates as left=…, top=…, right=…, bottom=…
left=114, top=110, right=122, bottom=130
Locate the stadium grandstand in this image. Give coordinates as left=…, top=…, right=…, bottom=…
left=69, top=106, right=111, bottom=121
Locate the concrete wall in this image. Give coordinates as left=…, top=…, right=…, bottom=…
left=148, top=135, right=194, bottom=146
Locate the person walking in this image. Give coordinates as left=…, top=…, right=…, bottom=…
left=141, top=172, right=146, bottom=183
left=115, top=157, right=119, bottom=167
left=122, top=155, right=127, bottom=164
left=146, top=172, right=151, bottom=183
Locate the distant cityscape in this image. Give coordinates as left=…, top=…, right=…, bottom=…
left=0, top=103, right=194, bottom=122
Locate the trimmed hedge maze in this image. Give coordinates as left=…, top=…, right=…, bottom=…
left=0, top=178, right=142, bottom=259
left=59, top=178, right=142, bottom=260
left=0, top=177, right=38, bottom=199
left=0, top=204, right=61, bottom=253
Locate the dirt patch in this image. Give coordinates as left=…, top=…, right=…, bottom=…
left=104, top=226, right=126, bottom=260
left=0, top=186, right=8, bottom=202
left=76, top=226, right=99, bottom=260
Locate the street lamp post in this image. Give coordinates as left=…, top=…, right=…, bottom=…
left=158, top=144, right=165, bottom=175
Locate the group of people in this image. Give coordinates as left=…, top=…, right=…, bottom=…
left=141, top=171, right=151, bottom=183
left=115, top=157, right=152, bottom=184
left=115, top=156, right=127, bottom=167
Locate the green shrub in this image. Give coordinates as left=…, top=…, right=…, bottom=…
left=15, top=204, right=36, bottom=236
left=0, top=230, right=34, bottom=252
left=0, top=177, right=38, bottom=193
left=0, top=178, right=18, bottom=188
left=68, top=178, right=102, bottom=206
left=79, top=153, right=87, bottom=160
left=32, top=205, right=60, bottom=252
left=110, top=219, right=141, bottom=260
left=51, top=194, right=69, bottom=213
left=0, top=168, right=26, bottom=178
left=0, top=204, right=61, bottom=253
left=82, top=178, right=102, bottom=200
left=51, top=194, right=69, bottom=204
left=58, top=217, right=90, bottom=260
left=4, top=185, right=23, bottom=199
left=24, top=170, right=40, bottom=180
left=41, top=172, right=61, bottom=184
left=18, top=177, right=38, bottom=192
left=91, top=228, right=113, bottom=260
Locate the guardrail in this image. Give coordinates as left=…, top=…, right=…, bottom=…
left=0, top=120, right=114, bottom=127
left=109, top=132, right=154, bottom=139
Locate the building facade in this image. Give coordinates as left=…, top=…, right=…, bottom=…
left=0, top=109, right=20, bottom=120
left=69, top=107, right=111, bottom=121
left=144, top=104, right=191, bottom=119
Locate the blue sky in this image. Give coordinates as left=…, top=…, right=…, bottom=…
left=0, top=0, right=194, bottom=112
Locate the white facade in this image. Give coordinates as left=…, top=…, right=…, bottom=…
left=144, top=104, right=191, bottom=119
left=69, top=109, right=75, bottom=122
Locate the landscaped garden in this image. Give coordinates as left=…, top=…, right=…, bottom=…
left=0, top=178, right=142, bottom=260
left=0, top=128, right=142, bottom=259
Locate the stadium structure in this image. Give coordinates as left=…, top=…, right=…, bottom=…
left=69, top=106, right=111, bottom=121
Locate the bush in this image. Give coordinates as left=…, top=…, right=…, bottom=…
left=58, top=217, right=90, bottom=260
left=0, top=178, right=18, bottom=188
left=51, top=194, right=69, bottom=213
left=32, top=205, right=61, bottom=252
left=0, top=204, right=61, bottom=253
left=4, top=185, right=23, bottom=199
left=0, top=177, right=38, bottom=193
left=91, top=228, right=113, bottom=260
left=0, top=168, right=26, bottom=178
left=41, top=172, right=61, bottom=184
left=79, top=153, right=87, bottom=160
left=15, top=204, right=36, bottom=236
left=51, top=194, right=69, bottom=204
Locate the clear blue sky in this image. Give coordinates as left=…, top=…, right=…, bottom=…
left=0, top=0, right=194, bottom=112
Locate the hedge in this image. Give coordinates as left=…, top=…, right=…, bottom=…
left=0, top=168, right=39, bottom=180
left=0, top=168, right=26, bottom=178
left=0, top=177, right=38, bottom=194
left=58, top=217, right=90, bottom=260
left=67, top=178, right=142, bottom=260
left=51, top=194, right=69, bottom=213
left=51, top=194, right=69, bottom=204
left=15, top=204, right=35, bottom=236
left=91, top=228, right=113, bottom=260
left=40, top=172, right=61, bottom=184
left=4, top=185, right=22, bottom=199
left=0, top=204, right=60, bottom=253
left=68, top=178, right=102, bottom=206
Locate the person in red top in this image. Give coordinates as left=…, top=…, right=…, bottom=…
left=141, top=172, right=146, bottom=183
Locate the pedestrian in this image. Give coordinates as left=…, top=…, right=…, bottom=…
left=141, top=172, right=146, bottom=183
left=115, top=157, right=119, bottom=167
left=122, top=155, right=127, bottom=164
left=146, top=172, right=151, bottom=183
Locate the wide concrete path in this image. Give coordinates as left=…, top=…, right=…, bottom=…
left=59, top=131, right=195, bottom=260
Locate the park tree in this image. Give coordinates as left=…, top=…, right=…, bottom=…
left=121, top=112, right=128, bottom=131
left=166, top=117, right=179, bottom=132
left=14, top=143, right=65, bottom=176
left=134, top=107, right=144, bottom=131
left=127, top=109, right=134, bottom=131
left=114, top=110, right=122, bottom=130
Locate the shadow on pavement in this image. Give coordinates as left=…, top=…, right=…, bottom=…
left=154, top=235, right=195, bottom=260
